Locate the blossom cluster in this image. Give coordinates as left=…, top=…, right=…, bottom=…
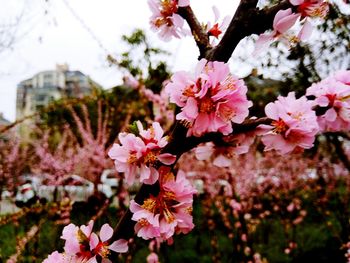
left=43, top=221, right=128, bottom=263
left=108, top=121, right=176, bottom=185
left=148, top=0, right=231, bottom=43
left=260, top=92, right=319, bottom=154
left=254, top=0, right=329, bottom=54
left=130, top=168, right=197, bottom=242
left=148, top=0, right=190, bottom=41
left=165, top=59, right=252, bottom=137
left=306, top=70, right=350, bottom=131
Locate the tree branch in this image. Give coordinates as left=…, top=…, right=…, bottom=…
left=110, top=0, right=303, bottom=255
left=207, top=0, right=293, bottom=62
left=328, top=134, right=350, bottom=171
left=177, top=6, right=210, bottom=58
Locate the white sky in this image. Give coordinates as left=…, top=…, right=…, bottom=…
left=0, top=0, right=242, bottom=122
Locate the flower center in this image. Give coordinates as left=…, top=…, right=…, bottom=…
left=300, top=2, right=328, bottom=18
left=222, top=76, right=238, bottom=91
left=160, top=0, right=178, bottom=17
left=142, top=198, right=157, bottom=212
left=218, top=104, right=235, bottom=121
left=138, top=218, right=150, bottom=226
left=127, top=153, right=138, bottom=164
left=208, top=23, right=222, bottom=38
left=95, top=242, right=110, bottom=258
left=199, top=96, right=215, bottom=113
left=154, top=17, right=173, bottom=28
left=163, top=206, right=175, bottom=223
left=163, top=191, right=176, bottom=201
left=183, top=85, right=196, bottom=97
left=185, top=206, right=193, bottom=214
left=272, top=119, right=288, bottom=134
left=326, top=93, right=337, bottom=106
left=144, top=151, right=158, bottom=166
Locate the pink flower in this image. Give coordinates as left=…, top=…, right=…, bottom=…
left=130, top=169, right=196, bottom=241
left=148, top=0, right=189, bottom=41
left=108, top=122, right=176, bottom=185
left=130, top=200, right=161, bottom=239
left=334, top=70, right=350, bottom=85
left=206, top=6, right=231, bottom=42
left=306, top=72, right=350, bottom=131
left=61, top=223, right=81, bottom=255
left=230, top=199, right=242, bottom=212
left=165, top=59, right=252, bottom=137
left=147, top=252, right=160, bottom=263
left=60, top=221, right=95, bottom=261
left=195, top=132, right=256, bottom=167
left=260, top=92, right=319, bottom=154
left=43, top=251, right=66, bottom=263
left=254, top=9, right=301, bottom=55
left=48, top=221, right=128, bottom=263
left=89, top=224, right=128, bottom=262
left=289, top=0, right=329, bottom=18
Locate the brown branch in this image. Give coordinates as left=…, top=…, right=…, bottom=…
left=207, top=0, right=293, bottom=62
left=0, top=113, right=39, bottom=134
left=177, top=6, right=210, bottom=58
left=109, top=0, right=304, bottom=256
left=109, top=117, right=272, bottom=260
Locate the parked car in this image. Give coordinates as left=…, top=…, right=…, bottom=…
left=38, top=174, right=114, bottom=202
left=15, top=183, right=39, bottom=207
left=100, top=169, right=119, bottom=188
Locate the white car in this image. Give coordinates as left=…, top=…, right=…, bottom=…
left=15, top=183, right=36, bottom=203
left=100, top=169, right=119, bottom=188
left=38, top=174, right=114, bottom=201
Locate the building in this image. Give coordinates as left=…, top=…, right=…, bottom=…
left=16, top=64, right=99, bottom=120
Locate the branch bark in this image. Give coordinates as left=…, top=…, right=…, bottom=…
left=110, top=0, right=300, bottom=257
left=177, top=6, right=210, bottom=58
left=207, top=0, right=293, bottom=62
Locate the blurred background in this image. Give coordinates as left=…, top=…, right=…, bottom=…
left=0, top=0, right=350, bottom=262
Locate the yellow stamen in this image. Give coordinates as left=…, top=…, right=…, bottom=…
left=138, top=218, right=149, bottom=226
left=272, top=119, right=288, bottom=134
left=144, top=152, right=158, bottom=166
left=142, top=198, right=157, bottom=212
left=199, top=97, right=215, bottom=113
left=163, top=207, right=175, bottom=223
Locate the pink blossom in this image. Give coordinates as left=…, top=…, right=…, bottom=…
left=260, top=92, right=319, bottom=154
left=42, top=251, right=66, bottom=263
left=206, top=6, right=231, bottom=42
left=165, top=59, right=252, bottom=137
left=334, top=70, right=350, bottom=85
left=60, top=221, right=95, bottom=261
left=306, top=73, right=350, bottom=131
left=49, top=221, right=127, bottom=263
left=130, top=169, right=196, bottom=241
left=89, top=224, right=128, bottom=261
left=254, top=9, right=300, bottom=55
left=108, top=122, right=176, bottom=185
left=148, top=0, right=189, bottom=41
left=195, top=132, right=256, bottom=167
left=147, top=252, right=160, bottom=263
left=230, top=199, right=242, bottom=212
left=289, top=0, right=329, bottom=18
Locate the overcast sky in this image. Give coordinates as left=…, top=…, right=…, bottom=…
left=0, top=0, right=243, bottom=121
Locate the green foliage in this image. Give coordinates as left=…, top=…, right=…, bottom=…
left=0, top=182, right=348, bottom=263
